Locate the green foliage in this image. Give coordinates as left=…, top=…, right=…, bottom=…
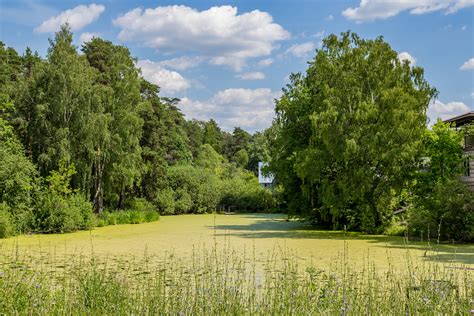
left=384, top=219, right=406, bottom=236
left=34, top=191, right=93, bottom=233
left=0, top=203, right=15, bottom=238
left=125, top=197, right=155, bottom=213
left=195, top=144, right=225, bottom=175
left=155, top=188, right=176, bottom=215
left=0, top=95, right=37, bottom=234
left=409, top=121, right=473, bottom=241
left=233, top=148, right=249, bottom=168
left=97, top=209, right=159, bottom=226
left=46, top=159, right=77, bottom=196
left=270, top=31, right=436, bottom=232
left=410, top=177, right=474, bottom=242
left=167, top=165, right=221, bottom=213
left=0, top=24, right=279, bottom=236
left=33, top=161, right=93, bottom=233
left=203, top=119, right=223, bottom=153
left=417, top=121, right=465, bottom=186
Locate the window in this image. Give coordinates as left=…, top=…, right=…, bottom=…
left=465, top=135, right=474, bottom=149
left=464, top=157, right=471, bottom=177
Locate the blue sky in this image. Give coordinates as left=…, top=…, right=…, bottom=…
left=1, top=0, right=473, bottom=132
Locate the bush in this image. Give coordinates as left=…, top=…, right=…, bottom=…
left=97, top=209, right=159, bottom=226
left=167, top=165, right=221, bottom=213
left=34, top=192, right=94, bottom=233
left=0, top=203, right=15, bottom=238
left=155, top=188, right=176, bottom=215
left=384, top=219, right=406, bottom=236
left=174, top=188, right=192, bottom=214
left=410, top=178, right=474, bottom=242
left=125, top=198, right=155, bottom=212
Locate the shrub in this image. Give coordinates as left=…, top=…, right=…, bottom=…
left=155, top=188, right=176, bottom=215
left=384, top=219, right=406, bottom=236
left=0, top=203, right=15, bottom=238
left=125, top=198, right=155, bottom=213
left=143, top=210, right=159, bottom=222
left=410, top=178, right=474, bottom=242
left=174, top=188, right=192, bottom=214
left=97, top=209, right=159, bottom=226
left=34, top=192, right=93, bottom=233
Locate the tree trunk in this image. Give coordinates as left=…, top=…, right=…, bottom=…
left=92, top=148, right=104, bottom=213
left=117, top=183, right=125, bottom=210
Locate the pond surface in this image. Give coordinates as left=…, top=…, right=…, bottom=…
left=1, top=213, right=473, bottom=270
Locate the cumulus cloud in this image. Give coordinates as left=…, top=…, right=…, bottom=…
left=157, top=56, right=205, bottom=71
left=397, top=52, right=417, bottom=65
left=113, top=5, right=290, bottom=71
left=427, top=100, right=470, bottom=124
left=257, top=58, right=274, bottom=67
left=236, top=72, right=265, bottom=80
left=326, top=14, right=334, bottom=21
left=342, top=0, right=474, bottom=22
left=79, top=32, right=99, bottom=44
left=286, top=42, right=316, bottom=58
left=460, top=58, right=474, bottom=70
left=136, top=60, right=190, bottom=95
left=35, top=4, right=105, bottom=33
left=179, top=88, right=279, bottom=132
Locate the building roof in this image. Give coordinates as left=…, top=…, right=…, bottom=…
left=443, top=111, right=474, bottom=127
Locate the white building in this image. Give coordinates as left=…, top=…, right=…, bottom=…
left=258, top=162, right=274, bottom=189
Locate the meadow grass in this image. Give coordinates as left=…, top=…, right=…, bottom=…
left=0, top=238, right=473, bottom=315
left=0, top=214, right=473, bottom=314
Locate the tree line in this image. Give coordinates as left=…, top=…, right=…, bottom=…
left=1, top=27, right=472, bottom=241
left=0, top=25, right=274, bottom=237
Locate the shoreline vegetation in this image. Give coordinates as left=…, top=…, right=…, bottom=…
left=1, top=238, right=472, bottom=314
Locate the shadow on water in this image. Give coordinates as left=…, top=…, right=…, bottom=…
left=209, top=214, right=474, bottom=265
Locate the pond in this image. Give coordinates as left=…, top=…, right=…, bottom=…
left=1, top=213, right=473, bottom=271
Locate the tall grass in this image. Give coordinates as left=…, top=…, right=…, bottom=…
left=95, top=209, right=160, bottom=227
left=0, top=241, right=472, bottom=315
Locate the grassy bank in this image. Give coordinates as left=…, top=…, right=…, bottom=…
left=0, top=242, right=472, bottom=315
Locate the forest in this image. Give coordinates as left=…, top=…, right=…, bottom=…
left=1, top=26, right=473, bottom=241
left=0, top=25, right=274, bottom=236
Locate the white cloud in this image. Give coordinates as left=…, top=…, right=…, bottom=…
left=257, top=58, right=274, bottom=67
left=136, top=60, right=190, bottom=95
left=461, top=25, right=467, bottom=31
left=342, top=0, right=474, bottom=22
left=113, top=5, right=290, bottom=71
left=397, top=52, right=417, bottom=65
left=286, top=42, right=316, bottom=58
left=471, top=92, right=474, bottom=99
left=427, top=100, right=470, bottom=123
left=236, top=72, right=265, bottom=80
left=179, top=88, right=279, bottom=132
left=79, top=32, right=99, bottom=44
left=460, top=58, right=474, bottom=70
left=326, top=14, right=334, bottom=21
left=35, top=4, right=105, bottom=33
left=313, top=30, right=325, bottom=38
left=158, top=56, right=205, bottom=71
left=445, top=0, right=474, bottom=14
left=209, top=56, right=247, bottom=72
